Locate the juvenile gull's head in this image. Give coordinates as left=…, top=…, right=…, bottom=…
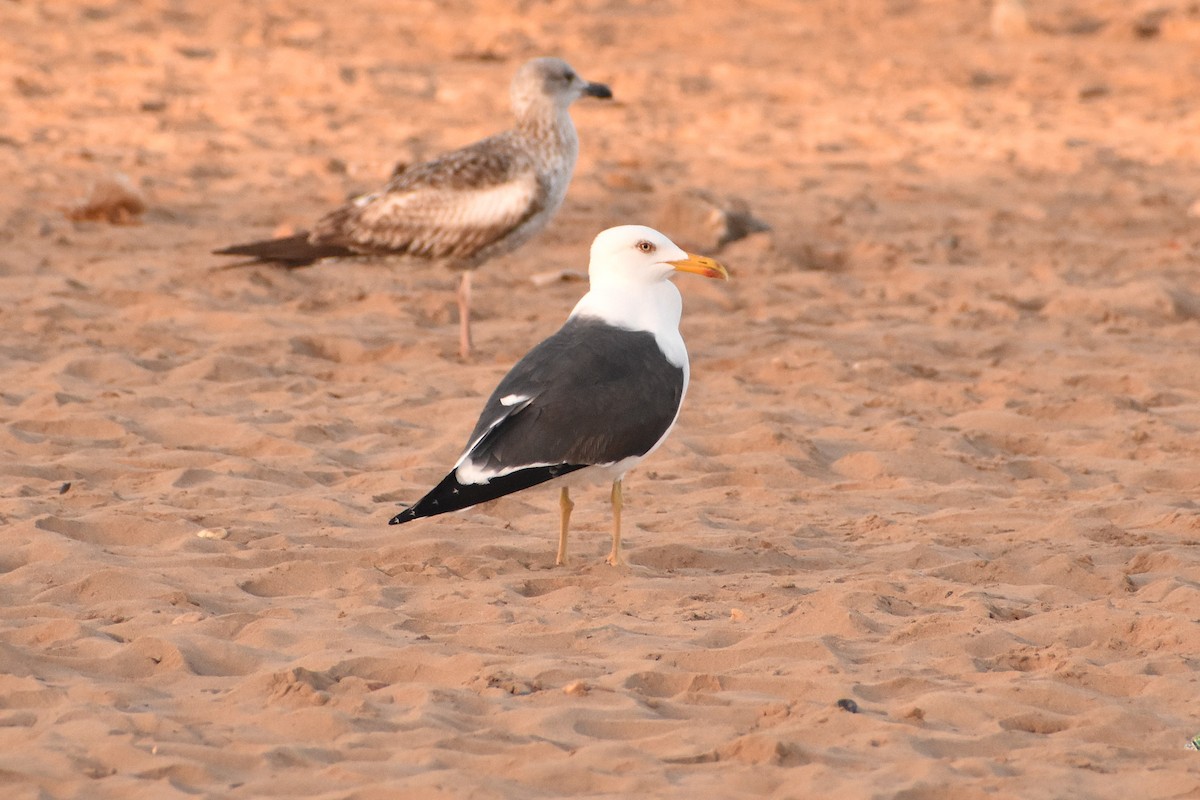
left=510, top=57, right=612, bottom=118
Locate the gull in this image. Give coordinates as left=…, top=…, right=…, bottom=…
left=388, top=225, right=730, bottom=566
left=215, top=57, right=612, bottom=357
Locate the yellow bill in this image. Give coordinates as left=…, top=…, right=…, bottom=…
left=668, top=253, right=730, bottom=281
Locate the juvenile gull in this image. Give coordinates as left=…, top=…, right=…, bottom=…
left=214, top=57, right=612, bottom=357
left=388, top=225, right=730, bottom=566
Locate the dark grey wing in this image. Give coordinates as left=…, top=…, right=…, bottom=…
left=310, top=133, right=546, bottom=261
left=389, top=317, right=685, bottom=525
left=460, top=317, right=686, bottom=475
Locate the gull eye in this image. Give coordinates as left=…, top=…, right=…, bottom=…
left=563, top=70, right=576, bottom=82
left=636, top=240, right=656, bottom=254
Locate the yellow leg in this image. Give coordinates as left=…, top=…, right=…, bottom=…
left=556, top=486, right=573, bottom=566
left=457, top=271, right=473, bottom=359
left=606, top=479, right=624, bottom=566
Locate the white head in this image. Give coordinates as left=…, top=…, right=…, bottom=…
left=569, top=226, right=729, bottom=365
left=510, top=57, right=613, bottom=118
left=586, top=225, right=730, bottom=292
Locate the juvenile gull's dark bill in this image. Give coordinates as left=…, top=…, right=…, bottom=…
left=388, top=225, right=730, bottom=567
left=214, top=57, right=612, bottom=358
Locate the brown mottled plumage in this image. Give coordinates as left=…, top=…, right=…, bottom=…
left=214, top=57, right=612, bottom=357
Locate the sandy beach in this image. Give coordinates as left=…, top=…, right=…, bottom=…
left=2, top=0, right=1200, bottom=797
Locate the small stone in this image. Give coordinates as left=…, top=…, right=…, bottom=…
left=1133, top=9, right=1170, bottom=39
left=990, top=0, right=1031, bottom=39
left=656, top=188, right=770, bottom=253
left=280, top=19, right=325, bottom=47
left=836, top=698, right=859, bottom=713
left=530, top=269, right=587, bottom=287
left=196, top=527, right=229, bottom=540
left=64, top=174, right=146, bottom=224
left=601, top=171, right=653, bottom=193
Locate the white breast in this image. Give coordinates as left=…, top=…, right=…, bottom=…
left=568, top=281, right=689, bottom=373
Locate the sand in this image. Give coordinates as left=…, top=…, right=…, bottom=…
left=2, top=0, right=1200, bottom=797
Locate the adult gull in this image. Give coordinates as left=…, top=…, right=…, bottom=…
left=388, top=225, right=730, bottom=566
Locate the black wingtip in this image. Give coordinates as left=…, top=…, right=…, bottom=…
left=386, top=464, right=587, bottom=528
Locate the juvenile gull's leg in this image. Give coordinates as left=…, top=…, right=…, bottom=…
left=457, top=271, right=473, bottom=358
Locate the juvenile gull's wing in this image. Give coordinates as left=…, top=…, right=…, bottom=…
left=312, top=133, right=546, bottom=262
